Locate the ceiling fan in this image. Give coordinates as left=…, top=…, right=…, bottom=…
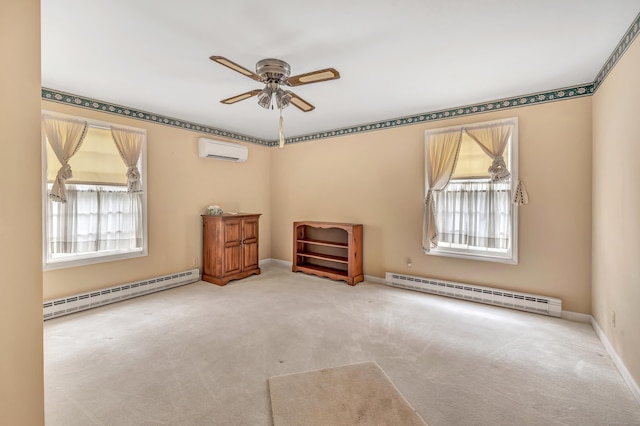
left=210, top=56, right=340, bottom=147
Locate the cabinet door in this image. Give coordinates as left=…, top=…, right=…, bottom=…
left=242, top=217, right=259, bottom=271
left=224, top=245, right=242, bottom=275
left=223, top=219, right=242, bottom=275
left=223, top=219, right=242, bottom=245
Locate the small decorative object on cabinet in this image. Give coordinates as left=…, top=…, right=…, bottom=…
left=202, top=213, right=261, bottom=286
left=206, top=205, right=224, bottom=215
left=292, top=221, right=364, bottom=286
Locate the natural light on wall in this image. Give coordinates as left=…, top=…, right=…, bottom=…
left=42, top=112, right=148, bottom=270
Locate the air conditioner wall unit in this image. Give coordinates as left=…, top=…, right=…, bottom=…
left=198, top=138, right=248, bottom=162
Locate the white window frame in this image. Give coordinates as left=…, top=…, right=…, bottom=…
left=425, top=117, right=519, bottom=264
left=41, top=111, right=148, bottom=270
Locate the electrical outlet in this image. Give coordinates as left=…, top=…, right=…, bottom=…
left=406, top=257, right=412, bottom=268
left=612, top=311, right=616, bottom=328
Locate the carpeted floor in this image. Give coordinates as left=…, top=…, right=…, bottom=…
left=44, top=263, right=640, bottom=425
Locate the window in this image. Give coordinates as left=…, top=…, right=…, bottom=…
left=42, top=112, right=147, bottom=270
left=423, top=117, right=518, bottom=264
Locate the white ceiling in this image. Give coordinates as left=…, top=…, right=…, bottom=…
left=41, top=1, right=640, bottom=142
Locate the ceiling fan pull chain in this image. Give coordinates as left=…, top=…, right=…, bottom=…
left=279, top=108, right=285, bottom=148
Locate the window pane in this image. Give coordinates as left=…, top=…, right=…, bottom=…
left=47, top=184, right=142, bottom=258
left=424, top=117, right=518, bottom=263
left=435, top=179, right=511, bottom=251
left=43, top=113, right=147, bottom=269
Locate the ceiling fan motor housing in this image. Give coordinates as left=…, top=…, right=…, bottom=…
left=256, top=58, right=291, bottom=83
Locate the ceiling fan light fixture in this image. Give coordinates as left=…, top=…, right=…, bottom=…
left=276, top=88, right=292, bottom=110
left=257, top=86, right=273, bottom=109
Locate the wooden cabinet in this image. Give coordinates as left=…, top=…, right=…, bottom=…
left=202, top=213, right=261, bottom=286
left=292, top=221, right=364, bottom=286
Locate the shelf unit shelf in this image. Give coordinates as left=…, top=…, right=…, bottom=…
left=296, top=251, right=349, bottom=264
left=296, top=263, right=349, bottom=277
left=297, top=238, right=349, bottom=249
left=292, top=221, right=364, bottom=286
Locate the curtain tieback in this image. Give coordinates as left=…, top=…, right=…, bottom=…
left=488, top=156, right=511, bottom=181
left=56, top=163, right=73, bottom=181
left=513, top=180, right=529, bottom=205
left=126, top=166, right=142, bottom=193
left=425, top=189, right=433, bottom=207
left=49, top=163, right=73, bottom=203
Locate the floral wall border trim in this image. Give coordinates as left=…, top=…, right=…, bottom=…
left=41, top=88, right=271, bottom=146
left=285, top=83, right=594, bottom=145
left=42, top=83, right=594, bottom=148
left=593, top=12, right=640, bottom=91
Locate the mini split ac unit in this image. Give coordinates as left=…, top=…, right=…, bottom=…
left=198, top=138, right=248, bottom=162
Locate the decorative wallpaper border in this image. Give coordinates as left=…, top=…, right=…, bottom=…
left=41, top=83, right=594, bottom=148
left=286, top=84, right=594, bottom=145
left=41, top=10, right=638, bottom=147
left=41, top=88, right=272, bottom=146
left=593, top=12, right=640, bottom=91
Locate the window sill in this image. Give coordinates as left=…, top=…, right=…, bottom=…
left=425, top=247, right=517, bottom=265
left=43, top=248, right=147, bottom=271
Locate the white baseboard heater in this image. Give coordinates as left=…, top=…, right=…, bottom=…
left=43, top=268, right=200, bottom=320
left=385, top=272, right=562, bottom=317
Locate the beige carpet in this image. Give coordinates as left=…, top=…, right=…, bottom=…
left=269, top=361, right=428, bottom=426
left=44, top=264, right=640, bottom=425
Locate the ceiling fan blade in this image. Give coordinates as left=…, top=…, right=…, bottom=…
left=221, top=89, right=261, bottom=104
left=210, top=56, right=263, bottom=82
left=289, top=92, right=315, bottom=112
left=286, top=68, right=340, bottom=86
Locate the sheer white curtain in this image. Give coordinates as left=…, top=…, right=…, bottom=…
left=110, top=127, right=144, bottom=193
left=435, top=179, right=511, bottom=250
left=97, top=187, right=143, bottom=250
left=423, top=129, right=462, bottom=251
left=47, top=184, right=142, bottom=256
left=42, top=115, right=88, bottom=202
left=48, top=184, right=97, bottom=253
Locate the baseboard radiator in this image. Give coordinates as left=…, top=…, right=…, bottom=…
left=385, top=272, right=562, bottom=317
left=43, top=268, right=201, bottom=320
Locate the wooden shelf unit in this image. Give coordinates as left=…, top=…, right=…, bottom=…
left=292, top=221, right=364, bottom=286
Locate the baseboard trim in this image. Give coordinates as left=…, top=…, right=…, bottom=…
left=365, top=274, right=386, bottom=285
left=260, top=258, right=292, bottom=267
left=591, top=317, right=640, bottom=405
left=561, top=310, right=592, bottom=323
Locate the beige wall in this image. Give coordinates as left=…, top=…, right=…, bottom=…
left=42, top=102, right=272, bottom=301
left=271, top=98, right=593, bottom=313
left=592, top=36, right=640, bottom=388
left=0, top=0, right=44, bottom=424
